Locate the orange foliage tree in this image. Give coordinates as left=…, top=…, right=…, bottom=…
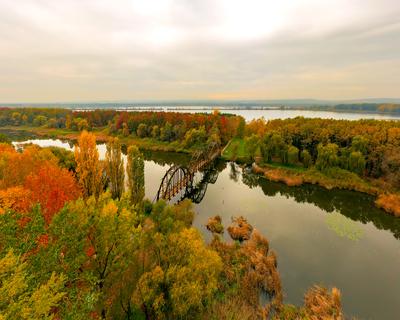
left=0, top=143, right=81, bottom=224
left=24, top=164, right=81, bottom=224
left=0, top=144, right=58, bottom=189
left=0, top=186, right=32, bottom=214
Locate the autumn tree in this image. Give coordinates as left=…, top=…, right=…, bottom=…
left=134, top=228, right=222, bottom=319
left=63, top=193, right=140, bottom=318
left=105, top=138, right=125, bottom=199
left=122, top=122, right=130, bottom=136
left=0, top=250, right=66, bottom=320
left=24, top=163, right=81, bottom=224
left=0, top=186, right=32, bottom=214
left=74, top=131, right=102, bottom=199
left=127, top=145, right=145, bottom=207
left=137, top=123, right=148, bottom=138
left=183, top=126, right=207, bottom=149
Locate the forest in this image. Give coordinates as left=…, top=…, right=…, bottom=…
left=0, top=130, right=343, bottom=319
left=288, top=103, right=400, bottom=114
left=224, top=117, right=400, bottom=216
left=0, top=108, right=242, bottom=147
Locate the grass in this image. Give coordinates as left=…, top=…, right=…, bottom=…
left=221, top=138, right=250, bottom=163
left=253, top=163, right=378, bottom=194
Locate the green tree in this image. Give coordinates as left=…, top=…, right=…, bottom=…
left=245, top=134, right=261, bottom=160
left=316, top=143, right=339, bottom=170
left=33, top=115, right=48, bottom=127
left=127, top=145, right=145, bottom=207
left=287, top=145, right=299, bottom=164
left=183, top=126, right=207, bottom=149
left=105, top=137, right=125, bottom=199
left=236, top=118, right=245, bottom=138
left=151, top=125, right=160, bottom=139
left=352, top=135, right=369, bottom=155
left=348, top=151, right=366, bottom=175
left=301, top=149, right=312, bottom=168
left=263, top=132, right=287, bottom=163
left=207, top=125, right=221, bottom=146
left=160, top=122, right=174, bottom=142
left=46, top=146, right=76, bottom=171
left=137, top=123, right=148, bottom=138
left=66, top=194, right=140, bottom=319
left=0, top=134, right=10, bottom=144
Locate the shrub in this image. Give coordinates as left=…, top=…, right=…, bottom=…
left=375, top=194, right=400, bottom=217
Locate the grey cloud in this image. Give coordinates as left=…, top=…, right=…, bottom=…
left=0, top=0, right=399, bottom=102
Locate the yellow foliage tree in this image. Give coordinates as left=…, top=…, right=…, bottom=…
left=74, top=131, right=102, bottom=199
left=135, top=228, right=222, bottom=319
left=0, top=250, right=65, bottom=320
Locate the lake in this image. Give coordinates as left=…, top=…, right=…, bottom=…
left=72, top=106, right=400, bottom=122
left=12, top=139, right=400, bottom=319
left=172, top=108, right=400, bottom=122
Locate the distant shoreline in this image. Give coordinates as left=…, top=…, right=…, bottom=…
left=1, top=103, right=400, bottom=117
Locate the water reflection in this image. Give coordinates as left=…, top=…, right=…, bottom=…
left=326, top=213, right=364, bottom=241
left=240, top=169, right=400, bottom=240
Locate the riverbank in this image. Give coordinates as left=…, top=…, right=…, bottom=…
left=252, top=163, right=400, bottom=217
left=4, top=125, right=400, bottom=217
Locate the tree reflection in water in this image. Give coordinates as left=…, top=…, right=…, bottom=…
left=326, top=213, right=363, bottom=241
left=241, top=167, right=400, bottom=240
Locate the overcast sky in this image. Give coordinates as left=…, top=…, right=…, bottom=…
left=1, top=0, right=399, bottom=102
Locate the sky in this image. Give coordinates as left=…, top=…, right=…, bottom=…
left=1, top=0, right=399, bottom=103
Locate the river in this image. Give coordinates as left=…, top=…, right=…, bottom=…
left=12, top=139, right=400, bottom=319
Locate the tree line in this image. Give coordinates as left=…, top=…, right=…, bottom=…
left=245, top=117, right=400, bottom=189
left=0, top=108, right=243, bottom=146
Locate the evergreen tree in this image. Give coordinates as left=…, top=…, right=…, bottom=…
left=127, top=145, right=145, bottom=207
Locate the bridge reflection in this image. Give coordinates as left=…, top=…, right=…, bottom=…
left=155, top=142, right=222, bottom=203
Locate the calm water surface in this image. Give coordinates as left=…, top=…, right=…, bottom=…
left=12, top=139, right=400, bottom=319
left=168, top=108, right=400, bottom=121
